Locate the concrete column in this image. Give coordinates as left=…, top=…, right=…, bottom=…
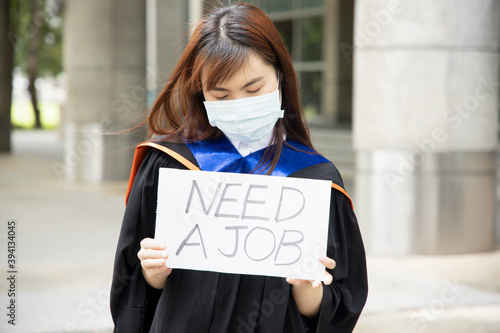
left=353, top=0, right=499, bottom=254
left=0, top=0, right=12, bottom=152
left=62, top=0, right=146, bottom=182
left=146, top=0, right=189, bottom=105
left=336, top=0, right=355, bottom=123
left=320, top=0, right=340, bottom=124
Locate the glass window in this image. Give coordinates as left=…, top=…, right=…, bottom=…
left=300, top=71, right=322, bottom=121
left=258, top=0, right=293, bottom=12
left=302, top=0, right=324, bottom=9
left=301, top=16, right=323, bottom=61
left=247, top=0, right=327, bottom=120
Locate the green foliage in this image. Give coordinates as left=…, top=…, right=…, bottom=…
left=9, top=0, right=63, bottom=77
left=11, top=100, right=60, bottom=129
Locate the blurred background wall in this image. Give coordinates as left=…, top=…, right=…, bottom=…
left=63, top=0, right=147, bottom=182
left=2, top=0, right=499, bottom=255
left=352, top=0, right=499, bottom=254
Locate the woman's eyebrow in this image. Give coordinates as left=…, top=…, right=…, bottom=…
left=211, top=86, right=230, bottom=92
left=211, top=76, right=264, bottom=92
left=241, top=76, right=264, bottom=89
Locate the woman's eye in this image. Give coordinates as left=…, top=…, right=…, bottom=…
left=248, top=87, right=261, bottom=94
left=215, top=95, right=228, bottom=100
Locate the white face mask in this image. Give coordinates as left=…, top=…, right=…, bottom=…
left=203, top=81, right=284, bottom=143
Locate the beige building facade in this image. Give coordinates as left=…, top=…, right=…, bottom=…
left=62, top=0, right=499, bottom=254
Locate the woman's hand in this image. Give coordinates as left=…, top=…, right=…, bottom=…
left=137, top=238, right=172, bottom=289
left=286, top=256, right=336, bottom=318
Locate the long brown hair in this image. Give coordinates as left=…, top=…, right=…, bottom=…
left=146, top=3, right=314, bottom=173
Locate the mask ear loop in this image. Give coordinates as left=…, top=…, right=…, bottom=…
left=276, top=72, right=283, bottom=104
left=276, top=71, right=282, bottom=104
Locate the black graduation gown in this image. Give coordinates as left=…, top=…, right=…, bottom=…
left=110, top=137, right=368, bottom=333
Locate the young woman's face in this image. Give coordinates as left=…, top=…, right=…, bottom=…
left=202, top=53, right=278, bottom=102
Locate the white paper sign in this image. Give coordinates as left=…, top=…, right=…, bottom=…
left=155, top=168, right=332, bottom=280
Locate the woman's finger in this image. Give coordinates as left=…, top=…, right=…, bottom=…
left=311, top=280, right=322, bottom=288
left=286, top=277, right=312, bottom=286
left=137, top=248, right=168, bottom=261
left=323, top=271, right=333, bottom=285
left=287, top=277, right=323, bottom=289
left=141, top=258, right=168, bottom=269
left=140, top=238, right=166, bottom=250
left=319, top=256, right=336, bottom=270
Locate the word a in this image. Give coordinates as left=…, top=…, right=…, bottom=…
left=176, top=224, right=304, bottom=265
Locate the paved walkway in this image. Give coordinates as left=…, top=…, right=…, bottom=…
left=0, top=130, right=499, bottom=333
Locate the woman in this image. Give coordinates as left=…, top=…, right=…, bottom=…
left=110, top=3, right=367, bottom=332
